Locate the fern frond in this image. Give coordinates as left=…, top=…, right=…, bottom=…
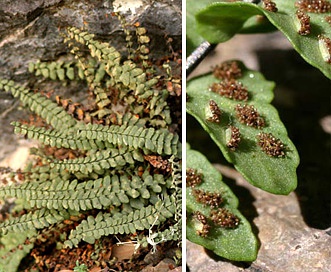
left=117, top=112, right=147, bottom=127
left=66, top=41, right=112, bottom=109
left=63, top=27, right=173, bottom=125
left=76, top=123, right=180, bottom=156
left=148, top=89, right=172, bottom=125
left=0, top=171, right=169, bottom=211
left=0, top=79, right=77, bottom=132
left=11, top=121, right=109, bottom=151
left=28, top=60, right=81, bottom=81
left=0, top=178, right=121, bottom=211
left=23, top=163, right=72, bottom=183
left=133, top=158, right=183, bottom=249
left=134, top=25, right=151, bottom=68
left=114, top=12, right=135, bottom=61
left=64, top=27, right=121, bottom=71
left=64, top=27, right=158, bottom=95
left=0, top=208, right=71, bottom=235
left=49, top=149, right=143, bottom=174
left=64, top=197, right=176, bottom=248
left=114, top=11, right=151, bottom=68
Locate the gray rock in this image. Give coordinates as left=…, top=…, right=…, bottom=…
left=0, top=0, right=181, bottom=79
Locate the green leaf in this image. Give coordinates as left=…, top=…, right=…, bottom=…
left=83, top=235, right=96, bottom=244
left=186, top=0, right=276, bottom=56
left=198, top=2, right=266, bottom=42
left=187, top=61, right=299, bottom=194
left=186, top=146, right=258, bottom=261
left=195, top=0, right=331, bottom=79
left=186, top=0, right=215, bottom=56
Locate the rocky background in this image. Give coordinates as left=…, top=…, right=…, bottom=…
left=187, top=32, right=331, bottom=271
left=0, top=0, right=182, bottom=162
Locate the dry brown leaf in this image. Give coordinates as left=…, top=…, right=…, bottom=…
left=111, top=242, right=136, bottom=261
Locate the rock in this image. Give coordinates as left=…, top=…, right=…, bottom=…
left=141, top=257, right=177, bottom=272
left=0, top=0, right=181, bottom=80
left=144, top=248, right=164, bottom=266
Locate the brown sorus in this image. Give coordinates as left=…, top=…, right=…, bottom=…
left=210, top=79, right=249, bottom=101
left=192, top=211, right=211, bottom=237
left=326, top=15, right=331, bottom=25
left=295, top=0, right=331, bottom=13
left=192, top=189, right=223, bottom=209
left=206, top=100, right=222, bottom=123
left=296, top=9, right=311, bottom=35
left=263, top=0, right=278, bottom=12
left=226, top=125, right=241, bottom=151
left=186, top=168, right=203, bottom=187
left=235, top=104, right=265, bottom=128
left=212, top=60, right=242, bottom=80
left=210, top=208, right=240, bottom=228
left=257, top=132, right=286, bottom=157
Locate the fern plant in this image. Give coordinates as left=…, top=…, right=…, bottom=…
left=0, top=14, right=181, bottom=271
left=186, top=0, right=329, bottom=262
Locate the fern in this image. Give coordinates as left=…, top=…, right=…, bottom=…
left=0, top=15, right=181, bottom=269
left=29, top=60, right=83, bottom=81
left=76, top=123, right=181, bottom=155
left=66, top=40, right=112, bottom=110
left=0, top=79, right=77, bottom=133
left=63, top=26, right=172, bottom=125
left=0, top=208, right=72, bottom=235
left=0, top=171, right=171, bottom=211
left=11, top=122, right=107, bottom=150
left=65, top=196, right=176, bottom=247
left=48, top=148, right=142, bottom=173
